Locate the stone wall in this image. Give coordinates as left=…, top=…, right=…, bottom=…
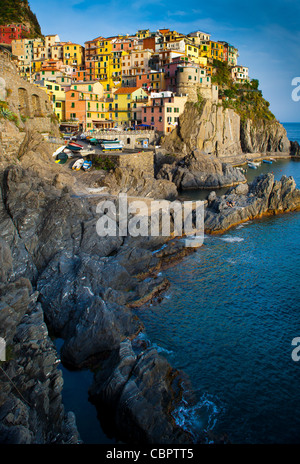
left=96, top=150, right=154, bottom=177
left=0, top=50, right=54, bottom=133
left=94, top=130, right=156, bottom=150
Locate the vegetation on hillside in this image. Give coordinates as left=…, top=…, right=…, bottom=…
left=212, top=60, right=276, bottom=123
left=0, top=0, right=42, bottom=38
left=0, top=101, right=19, bottom=125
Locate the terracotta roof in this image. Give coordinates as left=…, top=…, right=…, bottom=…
left=114, top=87, right=140, bottom=95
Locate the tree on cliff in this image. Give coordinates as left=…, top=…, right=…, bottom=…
left=0, top=0, right=43, bottom=38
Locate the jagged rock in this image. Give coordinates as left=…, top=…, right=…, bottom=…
left=290, top=140, right=300, bottom=157
left=157, top=149, right=246, bottom=190
left=240, top=119, right=290, bottom=154
left=161, top=98, right=292, bottom=159
left=204, top=174, right=300, bottom=233
left=0, top=277, right=81, bottom=444
left=100, top=166, right=178, bottom=200
left=89, top=340, right=193, bottom=444
left=161, top=100, right=242, bottom=158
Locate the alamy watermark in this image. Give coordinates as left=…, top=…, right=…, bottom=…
left=291, top=337, right=300, bottom=362
left=291, top=77, right=300, bottom=102
left=96, top=193, right=205, bottom=247
left=0, top=337, right=6, bottom=362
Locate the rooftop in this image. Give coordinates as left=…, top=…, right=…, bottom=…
left=114, top=87, right=141, bottom=94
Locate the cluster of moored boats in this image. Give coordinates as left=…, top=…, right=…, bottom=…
left=79, top=133, right=124, bottom=151
left=247, top=158, right=276, bottom=169
left=52, top=133, right=124, bottom=172
left=52, top=141, right=93, bottom=171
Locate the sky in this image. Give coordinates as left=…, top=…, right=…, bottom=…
left=29, top=0, right=300, bottom=122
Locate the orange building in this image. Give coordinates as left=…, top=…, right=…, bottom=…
left=65, top=89, right=86, bottom=126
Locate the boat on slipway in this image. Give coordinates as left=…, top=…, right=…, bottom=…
left=67, top=142, right=83, bottom=152
left=52, top=145, right=67, bottom=158
left=263, top=159, right=273, bottom=164
left=100, top=140, right=123, bottom=151
left=72, top=159, right=84, bottom=171
left=55, top=152, right=69, bottom=164
left=82, top=160, right=92, bottom=171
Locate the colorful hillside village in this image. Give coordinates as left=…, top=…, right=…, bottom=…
left=1, top=25, right=250, bottom=135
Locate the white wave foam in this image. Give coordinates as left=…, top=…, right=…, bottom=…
left=152, top=343, right=173, bottom=355
left=172, top=392, right=223, bottom=441
left=220, top=236, right=244, bottom=243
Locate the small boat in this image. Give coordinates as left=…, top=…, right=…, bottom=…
left=82, top=160, right=92, bottom=171
left=101, top=144, right=123, bottom=151
left=52, top=145, right=67, bottom=157
left=55, top=152, right=69, bottom=164
left=100, top=140, right=123, bottom=151
left=67, top=142, right=83, bottom=151
left=89, top=138, right=99, bottom=145
left=270, top=158, right=276, bottom=162
left=248, top=162, right=258, bottom=169
left=72, top=159, right=84, bottom=171
left=64, top=148, right=73, bottom=158
left=263, top=159, right=273, bottom=164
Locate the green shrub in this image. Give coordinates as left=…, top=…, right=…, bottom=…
left=93, top=156, right=116, bottom=171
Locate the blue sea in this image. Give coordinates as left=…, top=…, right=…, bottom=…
left=56, top=122, right=300, bottom=444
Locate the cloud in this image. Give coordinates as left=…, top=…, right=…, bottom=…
left=167, top=11, right=188, bottom=17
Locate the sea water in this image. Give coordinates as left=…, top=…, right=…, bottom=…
left=57, top=123, right=300, bottom=444
left=134, top=123, right=300, bottom=443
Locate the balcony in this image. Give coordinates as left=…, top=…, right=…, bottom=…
left=134, top=97, right=149, bottom=103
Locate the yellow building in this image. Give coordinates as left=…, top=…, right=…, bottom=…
left=63, top=42, right=85, bottom=67
left=208, top=41, right=224, bottom=61
left=85, top=37, right=127, bottom=91
left=136, top=29, right=151, bottom=39
left=199, top=42, right=211, bottom=60
left=68, top=81, right=114, bottom=130
left=34, top=79, right=66, bottom=121
left=113, top=87, right=149, bottom=126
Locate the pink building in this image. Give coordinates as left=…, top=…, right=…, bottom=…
left=142, top=91, right=187, bottom=134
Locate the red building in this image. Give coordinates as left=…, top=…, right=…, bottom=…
left=0, top=24, right=30, bottom=44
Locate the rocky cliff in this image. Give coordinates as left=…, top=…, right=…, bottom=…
left=0, top=94, right=196, bottom=444
left=162, top=100, right=242, bottom=158
left=204, top=173, right=300, bottom=233
left=0, top=139, right=196, bottom=443
left=1, top=50, right=299, bottom=445
left=159, top=96, right=293, bottom=175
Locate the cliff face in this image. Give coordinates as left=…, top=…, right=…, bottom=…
left=240, top=118, right=291, bottom=154
left=161, top=98, right=291, bottom=161
left=162, top=100, right=242, bottom=159
left=0, top=49, right=195, bottom=444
